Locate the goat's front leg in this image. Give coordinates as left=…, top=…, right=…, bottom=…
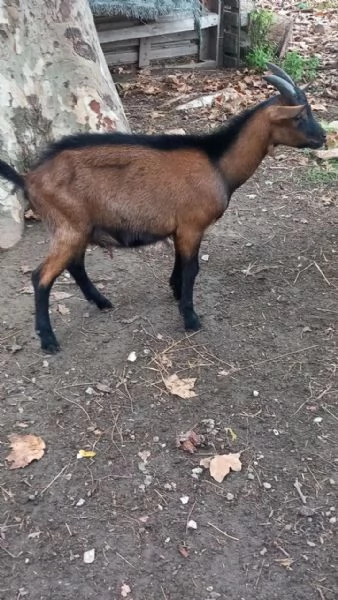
left=174, top=231, right=202, bottom=331
left=67, top=252, right=112, bottom=310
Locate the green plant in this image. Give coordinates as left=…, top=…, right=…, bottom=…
left=281, top=51, right=320, bottom=82
left=246, top=46, right=275, bottom=70
left=246, top=9, right=276, bottom=71
left=306, top=162, right=338, bottom=185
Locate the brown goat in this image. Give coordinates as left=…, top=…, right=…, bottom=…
left=0, top=64, right=326, bottom=353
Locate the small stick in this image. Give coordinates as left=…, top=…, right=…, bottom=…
left=322, top=404, right=338, bottom=422
left=294, top=478, right=307, bottom=504
left=185, top=501, right=196, bottom=533
left=40, top=464, right=69, bottom=496
left=207, top=522, right=239, bottom=541
left=116, top=551, right=137, bottom=570
left=161, top=585, right=169, bottom=600
left=313, top=261, right=332, bottom=287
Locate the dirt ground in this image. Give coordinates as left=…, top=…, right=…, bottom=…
left=1, top=62, right=338, bottom=600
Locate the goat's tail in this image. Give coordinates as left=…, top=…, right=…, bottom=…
left=0, top=159, right=25, bottom=190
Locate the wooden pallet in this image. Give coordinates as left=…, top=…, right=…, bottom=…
left=95, top=6, right=221, bottom=68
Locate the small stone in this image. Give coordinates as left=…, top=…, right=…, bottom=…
left=83, top=548, right=95, bottom=563
left=307, top=540, right=316, bottom=547
left=313, top=416, right=322, bottom=424
left=153, top=436, right=159, bottom=443
left=76, top=498, right=85, bottom=507
left=85, top=387, right=94, bottom=395
left=329, top=516, right=336, bottom=524
left=127, top=351, right=137, bottom=362
left=201, top=254, right=209, bottom=262
left=263, top=482, right=272, bottom=490
left=260, top=547, right=267, bottom=556
left=42, top=360, right=49, bottom=368
left=247, top=472, right=255, bottom=480
left=329, top=479, right=336, bottom=486
left=187, top=519, right=197, bottom=530
left=180, top=496, right=189, bottom=505
left=253, top=390, right=259, bottom=397
left=226, top=493, right=234, bottom=501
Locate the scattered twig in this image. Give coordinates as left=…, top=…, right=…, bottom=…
left=40, top=464, right=69, bottom=496
left=294, top=478, right=307, bottom=504
left=207, top=522, right=239, bottom=541
left=116, top=551, right=137, bottom=570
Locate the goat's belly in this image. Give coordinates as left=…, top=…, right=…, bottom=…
left=91, top=226, right=169, bottom=248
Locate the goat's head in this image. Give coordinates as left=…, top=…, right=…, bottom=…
left=263, top=63, right=326, bottom=150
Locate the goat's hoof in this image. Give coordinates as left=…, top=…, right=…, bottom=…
left=184, top=312, right=201, bottom=331
left=40, top=335, right=60, bottom=354
left=96, top=296, right=113, bottom=310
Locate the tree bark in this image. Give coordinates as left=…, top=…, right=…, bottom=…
left=0, top=0, right=129, bottom=249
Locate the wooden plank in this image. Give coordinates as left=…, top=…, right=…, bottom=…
left=98, top=12, right=219, bottom=44
left=164, top=59, right=217, bottom=69
left=104, top=50, right=138, bottom=66
left=152, top=30, right=198, bottom=45
left=104, top=40, right=198, bottom=66
left=139, top=37, right=151, bottom=67
left=223, top=32, right=240, bottom=53
left=151, top=42, right=198, bottom=60
left=95, top=18, right=138, bottom=31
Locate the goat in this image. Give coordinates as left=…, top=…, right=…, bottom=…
left=0, top=64, right=326, bottom=354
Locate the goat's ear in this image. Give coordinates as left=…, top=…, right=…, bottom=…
left=268, top=105, right=306, bottom=122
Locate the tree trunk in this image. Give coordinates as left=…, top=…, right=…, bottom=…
left=0, top=0, right=129, bottom=250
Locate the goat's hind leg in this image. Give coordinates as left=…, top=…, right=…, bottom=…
left=169, top=247, right=182, bottom=301
left=174, top=230, right=202, bottom=331
left=67, top=252, right=112, bottom=310
left=32, top=233, right=86, bottom=353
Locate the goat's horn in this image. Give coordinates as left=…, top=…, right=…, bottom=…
left=266, top=62, right=295, bottom=87
left=263, top=75, right=297, bottom=99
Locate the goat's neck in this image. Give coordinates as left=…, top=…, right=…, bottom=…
left=219, top=114, right=271, bottom=194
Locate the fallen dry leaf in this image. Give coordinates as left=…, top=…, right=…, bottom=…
left=6, top=434, right=46, bottom=469
left=57, top=303, right=70, bottom=315
left=51, top=291, right=72, bottom=301
left=77, top=449, right=96, bottom=459
left=164, top=374, right=196, bottom=399
left=178, top=545, right=189, bottom=558
left=314, top=148, right=338, bottom=160
left=176, top=430, right=205, bottom=453
left=95, top=382, right=111, bottom=394
left=200, top=453, right=242, bottom=483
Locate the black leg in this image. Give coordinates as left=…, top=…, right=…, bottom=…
left=180, top=253, right=201, bottom=331
left=169, top=251, right=182, bottom=300
left=67, top=254, right=112, bottom=310
left=32, top=267, right=60, bottom=354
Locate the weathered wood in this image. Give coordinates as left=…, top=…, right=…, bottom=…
left=104, top=41, right=198, bottom=66
left=139, top=37, right=151, bottom=67
left=98, top=12, right=219, bottom=44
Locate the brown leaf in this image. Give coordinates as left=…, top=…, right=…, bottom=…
left=164, top=374, right=196, bottom=399
left=6, top=434, right=46, bottom=469
left=178, top=545, right=189, bottom=558
left=200, top=453, right=242, bottom=483
left=176, top=430, right=205, bottom=453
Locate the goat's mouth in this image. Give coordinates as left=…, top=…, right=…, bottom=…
left=307, top=138, right=326, bottom=149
